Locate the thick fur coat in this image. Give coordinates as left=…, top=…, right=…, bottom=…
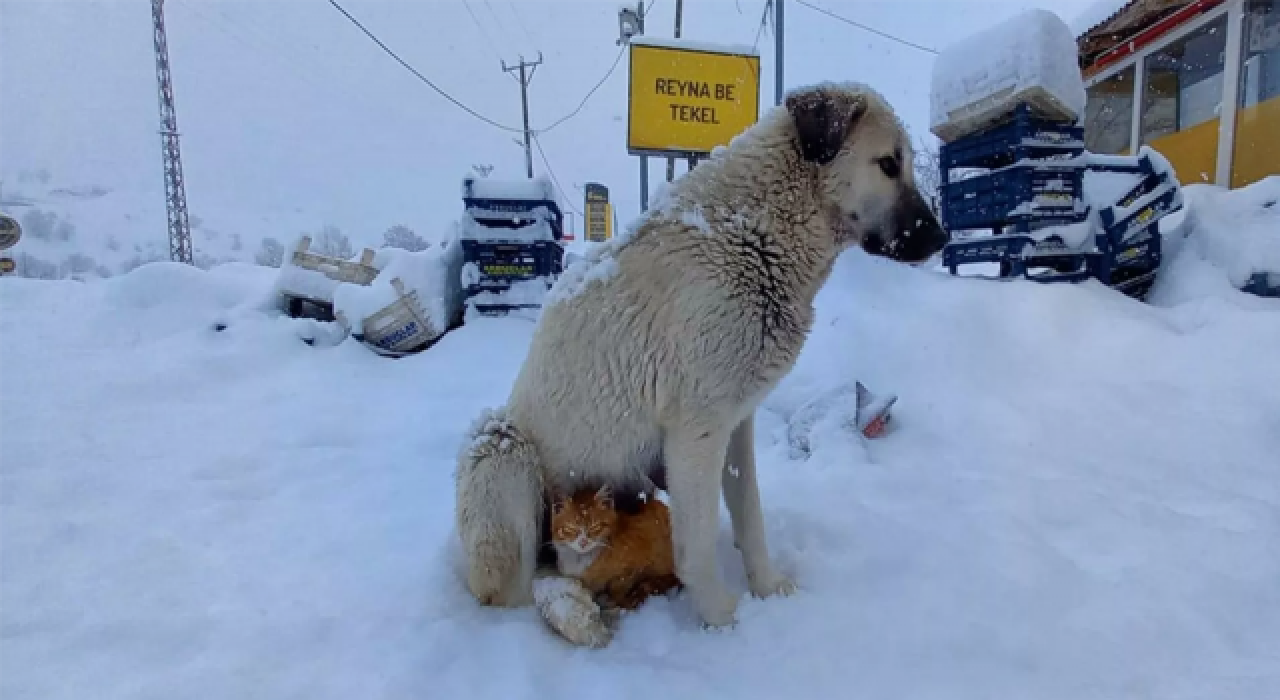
left=455, top=82, right=948, bottom=636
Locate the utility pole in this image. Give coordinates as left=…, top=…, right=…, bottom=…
left=775, top=0, right=784, bottom=106
left=150, top=0, right=193, bottom=265
left=666, top=0, right=684, bottom=183
left=503, top=53, right=543, bottom=179
left=619, top=2, right=648, bottom=210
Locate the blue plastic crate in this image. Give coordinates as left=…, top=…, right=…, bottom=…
left=941, top=162, right=1087, bottom=233
left=1096, top=169, right=1182, bottom=248
left=460, top=238, right=563, bottom=312
left=941, top=104, right=1084, bottom=172
left=942, top=234, right=1096, bottom=284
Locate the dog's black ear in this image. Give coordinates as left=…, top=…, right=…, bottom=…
left=785, top=86, right=868, bottom=165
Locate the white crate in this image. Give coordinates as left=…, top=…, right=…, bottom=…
left=289, top=235, right=379, bottom=287
left=348, top=277, right=444, bottom=356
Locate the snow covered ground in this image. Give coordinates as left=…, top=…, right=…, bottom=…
left=3, top=189, right=1279, bottom=697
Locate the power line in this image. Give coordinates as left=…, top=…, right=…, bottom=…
left=753, top=0, right=771, bottom=51
left=505, top=1, right=541, bottom=51
left=460, top=0, right=510, bottom=71
left=533, top=0, right=657, bottom=135
left=531, top=134, right=582, bottom=216
left=533, top=45, right=625, bottom=135
left=325, top=0, right=525, bottom=133
left=793, top=0, right=937, bottom=55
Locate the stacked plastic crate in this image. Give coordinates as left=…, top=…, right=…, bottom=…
left=940, top=104, right=1094, bottom=284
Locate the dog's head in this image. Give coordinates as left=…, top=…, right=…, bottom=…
left=785, top=83, right=949, bottom=264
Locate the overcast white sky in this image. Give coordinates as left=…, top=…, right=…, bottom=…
left=0, top=0, right=1102, bottom=245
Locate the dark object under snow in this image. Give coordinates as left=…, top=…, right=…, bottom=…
left=938, top=103, right=1181, bottom=302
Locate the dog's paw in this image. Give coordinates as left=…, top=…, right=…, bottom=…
left=748, top=570, right=797, bottom=599
left=693, top=588, right=740, bottom=629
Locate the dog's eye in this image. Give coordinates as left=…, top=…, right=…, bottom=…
left=877, top=156, right=900, bottom=179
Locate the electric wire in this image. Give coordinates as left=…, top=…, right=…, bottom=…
left=793, top=0, right=938, bottom=55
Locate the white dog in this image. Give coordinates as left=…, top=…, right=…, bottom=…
left=455, top=82, right=948, bottom=631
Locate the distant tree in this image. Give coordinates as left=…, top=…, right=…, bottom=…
left=255, top=237, right=285, bottom=268
left=382, top=224, right=429, bottom=252
left=118, top=251, right=168, bottom=275
left=229, top=233, right=243, bottom=252
left=94, top=264, right=112, bottom=278
left=913, top=137, right=943, bottom=218
left=21, top=209, right=56, bottom=241
left=59, top=253, right=97, bottom=278
left=313, top=225, right=354, bottom=259
left=13, top=252, right=58, bottom=279
left=105, top=235, right=121, bottom=252
left=55, top=218, right=75, bottom=242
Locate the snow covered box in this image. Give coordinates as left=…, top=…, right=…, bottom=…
left=333, top=240, right=466, bottom=356
left=930, top=8, right=1087, bottom=144
left=273, top=235, right=380, bottom=321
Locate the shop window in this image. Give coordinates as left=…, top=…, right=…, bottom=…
left=1234, top=0, right=1280, bottom=186
left=1085, top=66, right=1136, bottom=154
left=1142, top=15, right=1227, bottom=183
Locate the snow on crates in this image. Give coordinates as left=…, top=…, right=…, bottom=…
left=333, top=237, right=465, bottom=355
left=930, top=8, right=1087, bottom=143
left=272, top=235, right=379, bottom=320
left=273, top=232, right=465, bottom=355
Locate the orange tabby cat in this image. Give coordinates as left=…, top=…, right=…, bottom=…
left=550, top=484, right=681, bottom=610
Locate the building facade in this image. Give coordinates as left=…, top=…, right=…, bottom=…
left=1079, top=0, right=1278, bottom=188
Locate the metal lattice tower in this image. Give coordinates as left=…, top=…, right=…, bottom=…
left=151, top=0, right=193, bottom=264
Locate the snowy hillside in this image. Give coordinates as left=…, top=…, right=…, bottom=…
left=3, top=180, right=1278, bottom=698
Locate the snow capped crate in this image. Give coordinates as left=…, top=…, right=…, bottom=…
left=346, top=277, right=443, bottom=356
left=1094, top=156, right=1182, bottom=249
left=459, top=239, right=563, bottom=314
left=940, top=104, right=1084, bottom=172
left=941, top=162, right=1087, bottom=233
left=289, top=235, right=379, bottom=287
left=942, top=233, right=1097, bottom=284
left=1095, top=230, right=1162, bottom=300
left=930, top=8, right=1087, bottom=143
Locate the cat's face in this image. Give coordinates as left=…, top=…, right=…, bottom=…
left=550, top=485, right=618, bottom=554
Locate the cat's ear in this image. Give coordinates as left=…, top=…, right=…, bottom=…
left=594, top=484, right=614, bottom=509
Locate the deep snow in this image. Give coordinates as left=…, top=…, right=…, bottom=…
left=3, top=194, right=1279, bottom=697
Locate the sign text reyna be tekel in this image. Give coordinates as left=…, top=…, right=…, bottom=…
left=627, top=40, right=760, bottom=157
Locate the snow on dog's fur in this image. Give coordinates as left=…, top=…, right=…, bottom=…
left=455, top=82, right=948, bottom=642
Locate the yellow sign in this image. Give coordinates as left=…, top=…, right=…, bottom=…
left=584, top=183, right=613, bottom=242
left=627, top=38, right=760, bottom=157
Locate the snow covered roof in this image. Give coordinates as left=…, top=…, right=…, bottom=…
left=1071, top=0, right=1136, bottom=37
left=628, top=36, right=759, bottom=57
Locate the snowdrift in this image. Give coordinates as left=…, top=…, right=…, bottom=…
left=3, top=197, right=1280, bottom=698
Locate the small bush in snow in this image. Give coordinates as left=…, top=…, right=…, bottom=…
left=106, top=235, right=121, bottom=252
left=21, top=209, right=57, bottom=241
left=55, top=219, right=75, bottom=242
left=382, top=224, right=429, bottom=252
left=59, top=253, right=97, bottom=278
left=314, top=225, right=354, bottom=259
left=255, top=237, right=285, bottom=268
left=230, top=233, right=243, bottom=252
left=913, top=137, right=942, bottom=217
left=12, top=252, right=58, bottom=279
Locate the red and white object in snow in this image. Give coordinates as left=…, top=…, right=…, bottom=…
left=854, top=381, right=897, bottom=439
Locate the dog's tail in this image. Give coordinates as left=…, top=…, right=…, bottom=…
left=455, top=406, right=544, bottom=607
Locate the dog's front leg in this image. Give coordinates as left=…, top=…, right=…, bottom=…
left=666, top=427, right=739, bottom=628
left=723, top=414, right=797, bottom=598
